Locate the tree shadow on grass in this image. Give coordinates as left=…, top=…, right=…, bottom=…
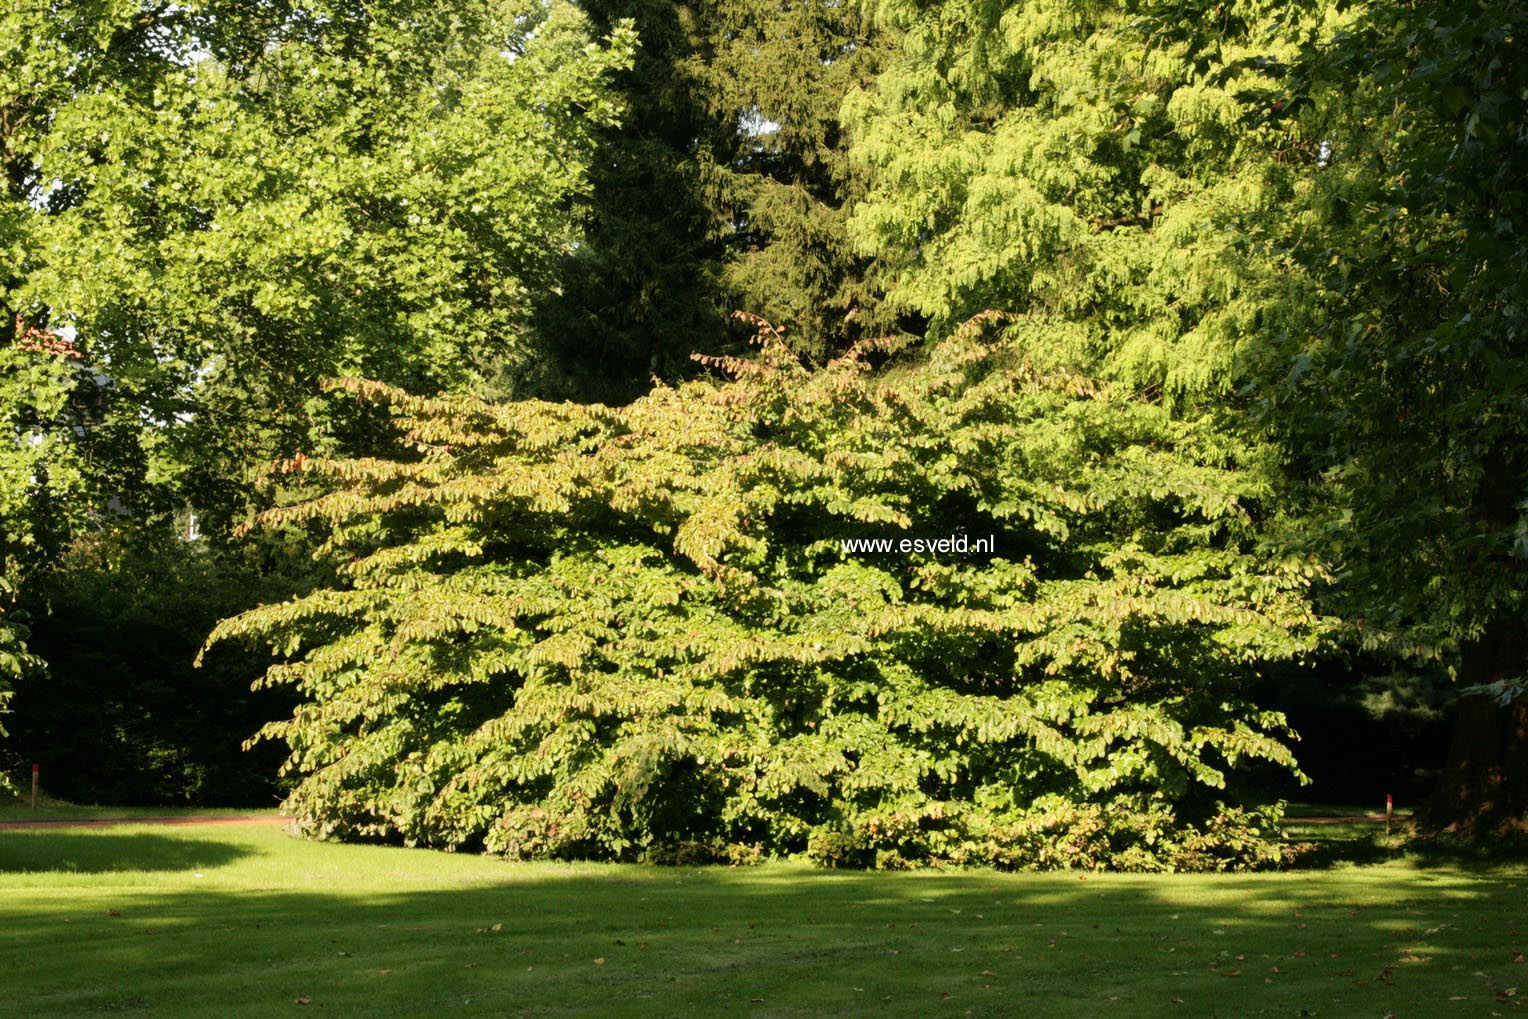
left=2, top=857, right=1524, bottom=1018
left=1285, top=821, right=1528, bottom=870
left=0, top=831, right=252, bottom=874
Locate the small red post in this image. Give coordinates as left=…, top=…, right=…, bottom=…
left=31, top=763, right=39, bottom=813
left=1386, top=793, right=1393, bottom=836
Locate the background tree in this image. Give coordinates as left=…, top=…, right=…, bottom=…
left=534, top=0, right=729, bottom=402
left=845, top=0, right=1528, bottom=830
left=844, top=0, right=1322, bottom=395
left=697, top=0, right=898, bottom=359
left=540, top=0, right=895, bottom=403
left=0, top=577, right=44, bottom=793
left=0, top=325, right=85, bottom=789
left=1244, top=0, right=1528, bottom=829
left=5, top=0, right=635, bottom=537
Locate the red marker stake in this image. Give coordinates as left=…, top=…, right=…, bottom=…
left=1386, top=793, right=1393, bottom=837
left=31, top=763, right=38, bottom=813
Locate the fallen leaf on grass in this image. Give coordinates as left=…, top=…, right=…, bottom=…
left=294, top=998, right=310, bottom=1005
left=107, top=910, right=121, bottom=918
left=593, top=958, right=605, bottom=965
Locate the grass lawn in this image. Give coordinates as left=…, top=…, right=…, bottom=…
left=0, top=788, right=283, bottom=822
left=1, top=821, right=1524, bottom=1018
left=0, top=802, right=276, bottom=822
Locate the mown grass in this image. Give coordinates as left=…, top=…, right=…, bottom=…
left=0, top=802, right=273, bottom=822
left=2, top=820, right=1525, bottom=1018
left=0, top=788, right=281, bottom=821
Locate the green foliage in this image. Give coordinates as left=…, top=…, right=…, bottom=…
left=534, top=0, right=730, bottom=402
left=540, top=0, right=897, bottom=403
left=210, top=318, right=1326, bottom=869
left=1241, top=0, right=1528, bottom=655
left=844, top=0, right=1325, bottom=398
left=3, top=0, right=635, bottom=537
left=0, top=335, right=77, bottom=784
left=845, top=0, right=1526, bottom=655
left=843, top=0, right=1528, bottom=822
left=0, top=335, right=91, bottom=568
left=9, top=533, right=303, bottom=806
left=0, top=577, right=43, bottom=793
left=697, top=0, right=898, bottom=358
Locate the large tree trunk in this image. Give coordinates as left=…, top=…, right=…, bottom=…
left=1423, top=622, right=1528, bottom=832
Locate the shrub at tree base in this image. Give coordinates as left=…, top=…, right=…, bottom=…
left=208, top=320, right=1328, bottom=870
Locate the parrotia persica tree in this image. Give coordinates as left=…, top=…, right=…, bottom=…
left=207, top=317, right=1328, bottom=870
left=2, top=0, right=635, bottom=538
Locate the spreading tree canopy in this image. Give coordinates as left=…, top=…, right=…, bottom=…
left=3, top=0, right=635, bottom=539
left=208, top=318, right=1326, bottom=870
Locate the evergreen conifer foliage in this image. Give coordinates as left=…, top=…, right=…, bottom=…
left=210, top=318, right=1325, bottom=870
left=699, top=0, right=897, bottom=358
left=844, top=0, right=1319, bottom=397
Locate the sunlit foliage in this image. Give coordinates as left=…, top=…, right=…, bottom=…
left=210, top=317, right=1326, bottom=869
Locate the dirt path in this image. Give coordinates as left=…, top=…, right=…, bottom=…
left=0, top=814, right=290, bottom=831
